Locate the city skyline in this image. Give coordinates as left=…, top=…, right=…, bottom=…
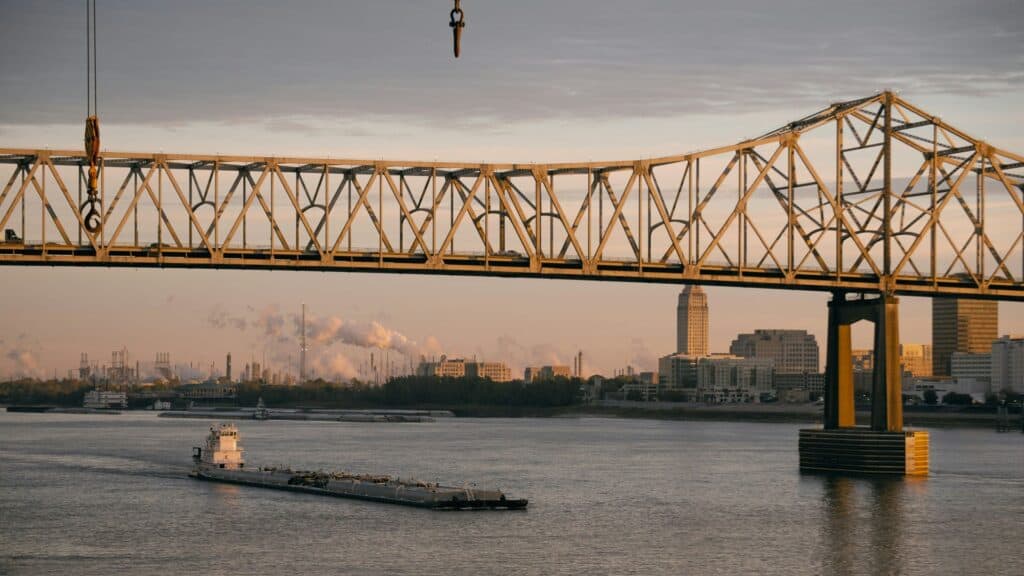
left=3, top=271, right=1020, bottom=381
left=2, top=2, right=1023, bottom=380
left=3, top=3, right=1023, bottom=575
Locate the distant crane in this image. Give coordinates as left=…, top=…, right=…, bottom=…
left=75, top=1, right=464, bottom=238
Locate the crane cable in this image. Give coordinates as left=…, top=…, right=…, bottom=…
left=82, top=0, right=101, bottom=233
left=449, top=1, right=465, bottom=58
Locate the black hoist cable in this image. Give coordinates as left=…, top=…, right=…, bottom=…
left=82, top=0, right=102, bottom=233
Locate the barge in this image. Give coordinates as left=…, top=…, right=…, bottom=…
left=190, top=423, right=527, bottom=510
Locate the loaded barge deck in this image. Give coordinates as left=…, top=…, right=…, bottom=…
left=190, top=424, right=527, bottom=511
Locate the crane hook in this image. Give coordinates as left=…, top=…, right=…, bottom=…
left=449, top=0, right=465, bottom=58
left=82, top=114, right=102, bottom=233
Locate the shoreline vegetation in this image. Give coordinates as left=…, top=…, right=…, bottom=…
left=1, top=376, right=1018, bottom=429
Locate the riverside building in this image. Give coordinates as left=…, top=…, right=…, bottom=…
left=932, top=298, right=998, bottom=376
left=728, top=329, right=819, bottom=374
left=657, top=353, right=700, bottom=400
left=900, top=343, right=933, bottom=377
left=949, top=352, right=992, bottom=393
left=990, top=335, right=1024, bottom=394
left=417, top=356, right=512, bottom=383
left=524, top=365, right=572, bottom=382
left=695, top=354, right=774, bottom=403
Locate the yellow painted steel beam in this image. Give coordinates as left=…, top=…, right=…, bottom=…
left=0, top=93, right=1021, bottom=301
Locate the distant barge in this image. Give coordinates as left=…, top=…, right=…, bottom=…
left=190, top=424, right=527, bottom=511
left=164, top=401, right=449, bottom=423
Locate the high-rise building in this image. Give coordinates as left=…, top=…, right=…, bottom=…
left=677, top=285, right=709, bottom=356
left=900, top=344, right=932, bottom=377
left=728, top=329, right=819, bottom=374
left=932, top=298, right=998, bottom=376
left=991, top=335, right=1024, bottom=394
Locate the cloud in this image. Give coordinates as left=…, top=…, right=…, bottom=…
left=421, top=336, right=444, bottom=358
left=256, top=305, right=286, bottom=338
left=299, top=313, right=438, bottom=359
left=212, top=304, right=440, bottom=358
left=311, top=353, right=358, bottom=381
left=492, top=335, right=571, bottom=376
left=628, top=338, right=657, bottom=373
left=207, top=305, right=249, bottom=331
left=1, top=1, right=1020, bottom=128
left=1, top=334, right=44, bottom=379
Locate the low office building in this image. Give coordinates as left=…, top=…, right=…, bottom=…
left=774, top=372, right=825, bottom=401
left=417, top=356, right=468, bottom=378
left=950, top=352, right=992, bottom=392
left=620, top=371, right=659, bottom=401
left=468, top=361, right=513, bottom=383
left=904, top=376, right=983, bottom=403
left=657, top=353, right=699, bottom=388
left=417, top=356, right=512, bottom=383
left=991, top=335, right=1024, bottom=394
left=729, top=329, right=819, bottom=374
left=695, top=355, right=774, bottom=403
left=524, top=365, right=572, bottom=382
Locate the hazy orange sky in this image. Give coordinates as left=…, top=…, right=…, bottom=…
left=2, top=1, right=1022, bottom=380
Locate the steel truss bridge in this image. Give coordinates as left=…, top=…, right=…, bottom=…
left=2, top=92, right=1023, bottom=300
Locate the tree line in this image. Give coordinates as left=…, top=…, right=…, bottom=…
left=0, top=375, right=582, bottom=409
left=237, top=375, right=581, bottom=408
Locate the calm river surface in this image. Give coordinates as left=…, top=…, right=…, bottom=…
left=1, top=412, right=1022, bottom=575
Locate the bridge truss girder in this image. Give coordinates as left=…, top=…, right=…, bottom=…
left=1, top=92, right=1022, bottom=300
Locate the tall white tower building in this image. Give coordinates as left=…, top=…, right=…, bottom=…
left=677, top=285, right=709, bottom=356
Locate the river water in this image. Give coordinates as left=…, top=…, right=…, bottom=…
left=1, top=412, right=1021, bottom=575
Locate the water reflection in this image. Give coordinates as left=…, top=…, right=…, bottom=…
left=210, top=482, right=241, bottom=502
left=821, top=475, right=921, bottom=575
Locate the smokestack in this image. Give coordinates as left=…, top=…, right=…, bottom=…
left=226, top=352, right=232, bottom=382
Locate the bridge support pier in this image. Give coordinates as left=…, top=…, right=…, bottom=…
left=800, top=292, right=928, bottom=476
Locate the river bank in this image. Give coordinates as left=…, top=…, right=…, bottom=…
left=454, top=401, right=1020, bottom=429
left=6, top=401, right=1018, bottom=429
left=592, top=402, right=1020, bottom=429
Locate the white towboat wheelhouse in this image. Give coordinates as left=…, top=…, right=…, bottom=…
left=193, top=423, right=245, bottom=470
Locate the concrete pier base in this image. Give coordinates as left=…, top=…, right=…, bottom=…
left=802, top=292, right=929, bottom=477
left=799, top=429, right=929, bottom=476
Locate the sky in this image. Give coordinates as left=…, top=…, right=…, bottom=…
left=1, top=0, right=1023, bottom=380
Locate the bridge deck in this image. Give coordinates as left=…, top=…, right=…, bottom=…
left=2, top=93, right=1022, bottom=299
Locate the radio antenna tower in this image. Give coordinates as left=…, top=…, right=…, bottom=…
left=299, top=303, right=307, bottom=384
